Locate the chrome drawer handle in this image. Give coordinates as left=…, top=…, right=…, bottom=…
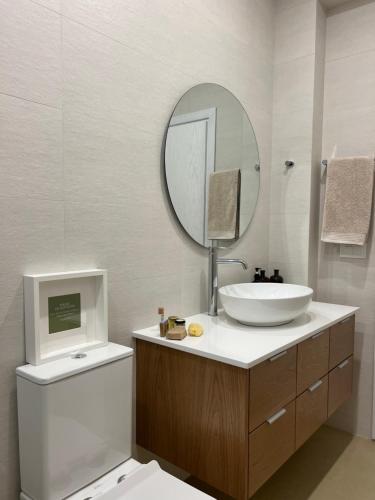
left=338, top=359, right=349, bottom=369
left=308, top=380, right=323, bottom=392
left=312, top=330, right=325, bottom=340
left=269, top=350, right=287, bottom=362
left=267, top=408, right=286, bottom=425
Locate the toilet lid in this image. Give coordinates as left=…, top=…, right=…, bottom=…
left=99, top=461, right=214, bottom=500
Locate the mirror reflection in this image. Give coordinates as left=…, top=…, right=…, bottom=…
left=165, top=83, right=260, bottom=248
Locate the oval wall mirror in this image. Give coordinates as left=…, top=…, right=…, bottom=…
left=164, top=83, right=260, bottom=248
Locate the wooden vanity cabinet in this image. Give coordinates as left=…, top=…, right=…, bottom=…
left=296, top=375, right=328, bottom=449
left=136, top=340, right=250, bottom=500
left=297, top=329, right=329, bottom=394
left=328, top=356, right=353, bottom=417
left=249, top=347, right=296, bottom=431
left=329, top=316, right=355, bottom=369
left=136, top=315, right=355, bottom=500
left=249, top=400, right=296, bottom=496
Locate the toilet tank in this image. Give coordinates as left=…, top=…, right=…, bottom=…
left=17, top=343, right=133, bottom=500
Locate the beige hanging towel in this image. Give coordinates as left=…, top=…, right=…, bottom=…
left=321, top=156, right=375, bottom=245
left=207, top=168, right=241, bottom=240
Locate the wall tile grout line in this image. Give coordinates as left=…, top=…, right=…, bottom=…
left=27, top=0, right=61, bottom=15
left=0, top=91, right=60, bottom=110
left=322, top=103, right=375, bottom=117
left=326, top=46, right=375, bottom=64
left=277, top=0, right=314, bottom=14
left=59, top=14, right=198, bottom=85
left=273, top=51, right=317, bottom=68
left=59, top=10, right=268, bottom=88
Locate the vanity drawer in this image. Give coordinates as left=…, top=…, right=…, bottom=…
left=328, top=356, right=353, bottom=417
left=297, top=329, right=329, bottom=395
left=249, top=347, right=297, bottom=431
left=329, top=316, right=354, bottom=370
left=296, top=376, right=328, bottom=449
left=249, top=400, right=295, bottom=496
left=249, top=346, right=297, bottom=431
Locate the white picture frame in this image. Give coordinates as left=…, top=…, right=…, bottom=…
left=24, top=269, right=108, bottom=365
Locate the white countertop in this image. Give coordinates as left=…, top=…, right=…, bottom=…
left=133, top=302, right=358, bottom=369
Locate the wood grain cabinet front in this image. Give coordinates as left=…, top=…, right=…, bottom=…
left=249, top=347, right=297, bottom=431
left=135, top=339, right=250, bottom=500
left=328, top=356, right=353, bottom=417
left=329, top=316, right=355, bottom=370
left=296, top=375, right=328, bottom=449
left=297, top=329, right=329, bottom=395
left=136, top=315, right=356, bottom=500
left=249, top=400, right=296, bottom=497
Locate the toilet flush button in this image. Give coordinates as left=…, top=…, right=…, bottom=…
left=71, top=352, right=87, bottom=359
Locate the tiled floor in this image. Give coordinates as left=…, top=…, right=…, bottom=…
left=188, top=425, right=375, bottom=499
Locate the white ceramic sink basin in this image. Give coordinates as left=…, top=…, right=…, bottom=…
left=219, top=283, right=313, bottom=326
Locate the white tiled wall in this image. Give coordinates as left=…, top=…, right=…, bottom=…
left=0, top=0, right=275, bottom=496
left=269, top=0, right=324, bottom=286
left=318, top=0, right=375, bottom=439
left=309, top=0, right=326, bottom=291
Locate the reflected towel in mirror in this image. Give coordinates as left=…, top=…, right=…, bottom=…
left=207, top=168, right=241, bottom=240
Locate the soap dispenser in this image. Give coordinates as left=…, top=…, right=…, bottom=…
left=259, top=269, right=269, bottom=282
left=252, top=268, right=261, bottom=282
left=270, top=269, right=284, bottom=283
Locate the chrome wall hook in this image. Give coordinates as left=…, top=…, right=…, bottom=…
left=321, top=159, right=328, bottom=179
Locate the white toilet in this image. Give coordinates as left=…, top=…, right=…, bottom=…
left=16, top=342, right=214, bottom=500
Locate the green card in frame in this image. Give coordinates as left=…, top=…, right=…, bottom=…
left=48, top=293, right=81, bottom=334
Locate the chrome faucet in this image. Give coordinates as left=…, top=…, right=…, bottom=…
left=208, top=245, right=248, bottom=316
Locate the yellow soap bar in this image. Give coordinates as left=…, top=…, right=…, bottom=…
left=188, top=323, right=204, bottom=337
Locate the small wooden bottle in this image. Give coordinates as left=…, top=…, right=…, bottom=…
left=158, top=307, right=168, bottom=337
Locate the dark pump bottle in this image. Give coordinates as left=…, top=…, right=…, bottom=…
left=259, top=269, right=269, bottom=282
left=270, top=269, right=284, bottom=283
left=252, top=268, right=261, bottom=282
